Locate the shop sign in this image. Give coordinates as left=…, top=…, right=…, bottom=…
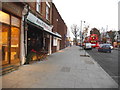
left=27, top=12, right=52, bottom=32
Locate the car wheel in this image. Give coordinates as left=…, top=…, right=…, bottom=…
left=109, top=51, right=111, bottom=53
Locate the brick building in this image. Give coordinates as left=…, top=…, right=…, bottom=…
left=52, top=3, right=67, bottom=53
left=1, top=2, right=24, bottom=66
left=1, top=1, right=67, bottom=67
left=23, top=1, right=54, bottom=64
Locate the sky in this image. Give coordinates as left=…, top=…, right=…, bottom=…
left=53, top=0, right=119, bottom=38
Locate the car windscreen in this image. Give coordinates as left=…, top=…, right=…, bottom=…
left=102, top=45, right=110, bottom=48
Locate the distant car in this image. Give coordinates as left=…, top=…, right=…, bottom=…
left=99, top=44, right=113, bottom=49
left=98, top=45, right=112, bottom=53
left=83, top=43, right=92, bottom=50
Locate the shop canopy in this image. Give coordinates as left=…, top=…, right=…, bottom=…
left=26, top=12, right=61, bottom=38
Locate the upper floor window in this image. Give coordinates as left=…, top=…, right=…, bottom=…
left=46, top=1, right=50, bottom=20
left=36, top=0, right=41, bottom=13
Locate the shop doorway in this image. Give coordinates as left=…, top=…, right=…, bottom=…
left=57, top=40, right=60, bottom=51
left=44, top=33, right=50, bottom=52
left=1, top=24, right=20, bottom=66
left=0, top=11, right=21, bottom=66
left=27, top=24, right=43, bottom=54
left=1, top=24, right=9, bottom=65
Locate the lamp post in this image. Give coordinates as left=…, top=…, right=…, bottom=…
left=80, top=20, right=85, bottom=46
left=80, top=20, right=90, bottom=57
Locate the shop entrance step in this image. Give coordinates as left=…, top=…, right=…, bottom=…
left=0, top=65, right=19, bottom=76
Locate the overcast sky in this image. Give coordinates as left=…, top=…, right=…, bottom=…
left=53, top=0, right=119, bottom=37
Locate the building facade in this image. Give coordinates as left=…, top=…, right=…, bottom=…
left=22, top=1, right=54, bottom=64
left=1, top=1, right=68, bottom=67
left=1, top=2, right=24, bottom=66
left=52, top=3, right=67, bottom=53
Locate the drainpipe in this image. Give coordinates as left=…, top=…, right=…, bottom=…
left=22, top=4, right=29, bottom=65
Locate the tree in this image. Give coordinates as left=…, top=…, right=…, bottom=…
left=107, top=30, right=116, bottom=44
left=102, top=37, right=107, bottom=43
left=71, top=24, right=79, bottom=45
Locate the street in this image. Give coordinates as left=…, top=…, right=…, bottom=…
left=86, top=48, right=119, bottom=84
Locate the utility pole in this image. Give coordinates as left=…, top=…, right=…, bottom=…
left=80, top=20, right=82, bottom=46
left=80, top=20, right=85, bottom=46
left=106, top=25, right=108, bottom=36
left=80, top=20, right=90, bottom=57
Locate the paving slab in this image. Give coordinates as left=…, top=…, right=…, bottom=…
left=1, top=46, right=118, bottom=88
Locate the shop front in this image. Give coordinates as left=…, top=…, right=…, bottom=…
left=0, top=11, right=21, bottom=66
left=52, top=33, right=62, bottom=53
left=24, top=12, right=59, bottom=64
left=27, top=23, right=44, bottom=54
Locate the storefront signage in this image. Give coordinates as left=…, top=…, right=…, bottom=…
left=27, top=12, right=52, bottom=32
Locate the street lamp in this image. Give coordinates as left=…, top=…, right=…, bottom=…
left=80, top=20, right=85, bottom=46
left=80, top=20, right=90, bottom=57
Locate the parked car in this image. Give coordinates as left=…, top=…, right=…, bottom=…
left=83, top=43, right=92, bottom=50
left=99, top=44, right=113, bottom=49
left=98, top=45, right=112, bottom=53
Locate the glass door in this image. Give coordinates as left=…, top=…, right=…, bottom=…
left=10, top=27, right=20, bottom=64
left=1, top=24, right=10, bottom=65
left=0, top=11, right=20, bottom=66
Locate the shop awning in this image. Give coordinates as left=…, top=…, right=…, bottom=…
left=26, top=12, right=62, bottom=38
left=45, top=31, right=62, bottom=38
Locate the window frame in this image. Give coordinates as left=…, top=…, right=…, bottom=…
left=46, top=2, right=50, bottom=20
left=36, top=0, right=41, bottom=13
left=0, top=11, right=21, bottom=65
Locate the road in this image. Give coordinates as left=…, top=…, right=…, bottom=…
left=86, top=48, right=119, bottom=84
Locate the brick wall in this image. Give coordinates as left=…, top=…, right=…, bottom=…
left=2, top=2, right=24, bottom=17
left=27, top=2, right=52, bottom=25
left=52, top=3, right=67, bottom=50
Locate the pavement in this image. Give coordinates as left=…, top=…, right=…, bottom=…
left=1, top=45, right=119, bottom=88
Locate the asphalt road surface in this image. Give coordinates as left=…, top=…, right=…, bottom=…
left=86, top=48, right=119, bottom=84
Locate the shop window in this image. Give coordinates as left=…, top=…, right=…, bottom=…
left=11, top=27, right=20, bottom=61
left=1, top=24, right=9, bottom=64
left=36, top=0, right=41, bottom=13
left=0, top=11, right=10, bottom=24
left=0, top=11, right=20, bottom=65
left=53, top=37, right=57, bottom=46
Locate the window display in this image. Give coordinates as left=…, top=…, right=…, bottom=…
left=0, top=11, right=20, bottom=65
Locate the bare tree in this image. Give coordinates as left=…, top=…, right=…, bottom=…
left=107, top=30, right=116, bottom=44
left=71, top=24, right=79, bottom=45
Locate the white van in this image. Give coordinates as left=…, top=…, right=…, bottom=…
left=83, top=43, right=92, bottom=50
